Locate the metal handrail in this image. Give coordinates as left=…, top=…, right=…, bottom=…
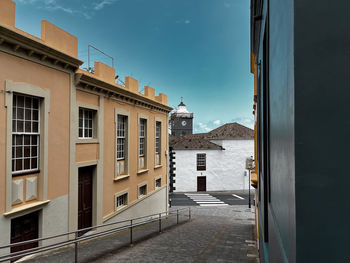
left=0, top=207, right=191, bottom=262
left=0, top=208, right=184, bottom=249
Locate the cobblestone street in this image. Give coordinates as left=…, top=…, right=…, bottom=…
left=97, top=206, right=258, bottom=263
left=25, top=205, right=258, bottom=263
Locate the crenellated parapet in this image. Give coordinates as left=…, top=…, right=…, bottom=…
left=0, top=0, right=15, bottom=28
left=0, top=0, right=169, bottom=107
left=41, top=20, right=78, bottom=58
left=78, top=62, right=168, bottom=106
left=0, top=0, right=78, bottom=59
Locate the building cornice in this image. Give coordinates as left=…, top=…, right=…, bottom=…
left=75, top=73, right=173, bottom=113
left=0, top=25, right=83, bottom=71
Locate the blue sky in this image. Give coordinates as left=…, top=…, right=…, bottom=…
left=14, top=0, right=253, bottom=132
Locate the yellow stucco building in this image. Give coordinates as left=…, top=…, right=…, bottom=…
left=0, top=0, right=171, bottom=256
left=250, top=53, right=259, bottom=242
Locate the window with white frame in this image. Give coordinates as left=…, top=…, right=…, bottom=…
left=155, top=122, right=161, bottom=154
left=155, top=178, right=161, bottom=188
left=138, top=184, right=147, bottom=197
left=197, top=153, right=206, bottom=171
left=79, top=108, right=94, bottom=139
left=117, top=115, right=127, bottom=160
left=115, top=192, right=128, bottom=210
left=12, top=94, right=40, bottom=175
left=139, top=119, right=147, bottom=156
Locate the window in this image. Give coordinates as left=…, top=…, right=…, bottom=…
left=155, top=178, right=161, bottom=188
left=138, top=117, right=148, bottom=171
left=138, top=184, right=147, bottom=198
left=139, top=119, right=146, bottom=156
left=155, top=122, right=161, bottom=154
left=115, top=193, right=128, bottom=210
left=79, top=108, right=94, bottom=139
left=12, top=94, right=40, bottom=175
left=197, top=153, right=206, bottom=171
left=117, top=115, right=127, bottom=160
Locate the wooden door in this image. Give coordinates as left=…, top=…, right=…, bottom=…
left=11, top=211, right=39, bottom=255
left=78, top=166, right=93, bottom=234
left=197, top=176, right=206, bottom=192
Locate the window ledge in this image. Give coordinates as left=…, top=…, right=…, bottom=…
left=4, top=200, right=50, bottom=217
left=137, top=169, right=149, bottom=175
left=115, top=204, right=128, bottom=211
left=12, top=170, right=40, bottom=177
left=76, top=138, right=99, bottom=144
left=154, top=165, right=162, bottom=169
left=114, top=174, right=130, bottom=182
left=138, top=195, right=146, bottom=199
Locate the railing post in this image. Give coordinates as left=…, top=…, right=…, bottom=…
left=130, top=219, right=133, bottom=245
left=189, top=207, right=191, bottom=221
left=158, top=213, right=162, bottom=233
left=75, top=232, right=79, bottom=263
left=177, top=209, right=179, bottom=224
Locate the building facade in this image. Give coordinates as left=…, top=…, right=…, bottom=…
left=0, top=0, right=171, bottom=257
left=251, top=0, right=350, bottom=262
left=170, top=123, right=254, bottom=192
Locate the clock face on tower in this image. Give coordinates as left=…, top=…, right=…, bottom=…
left=181, top=120, right=187, bottom=126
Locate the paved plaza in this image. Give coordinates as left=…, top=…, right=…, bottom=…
left=23, top=205, right=258, bottom=263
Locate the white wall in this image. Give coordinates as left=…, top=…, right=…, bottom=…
left=174, top=140, right=254, bottom=192
left=104, top=186, right=167, bottom=226
left=0, top=194, right=69, bottom=257
left=41, top=195, right=69, bottom=246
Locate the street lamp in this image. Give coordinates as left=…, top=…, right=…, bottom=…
left=245, top=156, right=254, bottom=209
left=248, top=169, right=251, bottom=208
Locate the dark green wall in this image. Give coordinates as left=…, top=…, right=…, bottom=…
left=268, top=0, right=295, bottom=262
left=256, top=0, right=350, bottom=262
left=257, top=0, right=295, bottom=262
left=294, top=0, right=350, bottom=262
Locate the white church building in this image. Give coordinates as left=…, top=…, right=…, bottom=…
left=169, top=101, right=254, bottom=192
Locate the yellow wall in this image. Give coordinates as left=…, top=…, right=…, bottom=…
left=0, top=68, right=6, bottom=215
left=76, top=89, right=99, bottom=107
left=0, top=51, right=71, bottom=213
left=76, top=144, right=100, bottom=163
left=251, top=52, right=259, bottom=239
left=102, top=98, right=167, bottom=217
left=74, top=87, right=168, bottom=218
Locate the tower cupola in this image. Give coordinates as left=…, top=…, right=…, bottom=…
left=170, top=98, right=194, bottom=136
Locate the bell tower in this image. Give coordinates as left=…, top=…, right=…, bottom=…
left=170, top=98, right=193, bottom=136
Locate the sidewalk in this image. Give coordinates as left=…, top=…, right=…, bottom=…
left=25, top=206, right=258, bottom=263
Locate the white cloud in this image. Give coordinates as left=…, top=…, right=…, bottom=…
left=195, top=120, right=221, bottom=133
left=45, top=1, right=74, bottom=14
left=18, top=0, right=77, bottom=15
left=93, top=0, right=118, bottom=10
left=197, top=122, right=211, bottom=132
left=17, top=0, right=40, bottom=3
left=194, top=117, right=254, bottom=133
left=176, top=19, right=191, bottom=25
left=16, top=0, right=117, bottom=19
left=231, top=117, right=254, bottom=129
